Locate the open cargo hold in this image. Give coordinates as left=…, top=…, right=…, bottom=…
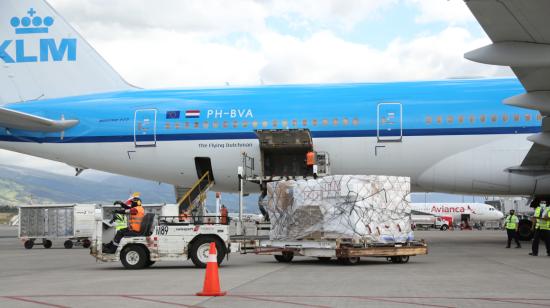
left=19, top=204, right=96, bottom=249
left=266, top=175, right=413, bottom=243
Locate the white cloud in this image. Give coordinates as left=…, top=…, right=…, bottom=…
left=408, top=0, right=475, bottom=24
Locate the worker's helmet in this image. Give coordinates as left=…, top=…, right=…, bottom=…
left=132, top=192, right=141, bottom=198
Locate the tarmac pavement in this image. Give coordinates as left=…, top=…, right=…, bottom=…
left=0, top=225, right=549, bottom=307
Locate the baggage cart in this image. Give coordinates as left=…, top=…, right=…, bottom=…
left=18, top=204, right=96, bottom=249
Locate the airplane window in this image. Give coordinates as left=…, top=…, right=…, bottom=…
left=537, top=114, right=542, bottom=121
left=458, top=115, right=464, bottom=124
left=194, top=122, right=199, bottom=128
left=525, top=114, right=531, bottom=121
left=302, top=119, right=308, bottom=126
left=165, top=123, right=171, bottom=129
left=333, top=118, right=339, bottom=126
left=212, top=121, right=219, bottom=129
left=491, top=115, right=497, bottom=122
left=252, top=120, right=258, bottom=128
left=292, top=119, right=297, bottom=127
left=322, top=119, right=329, bottom=126
left=184, top=122, right=190, bottom=129
left=233, top=120, right=238, bottom=128
left=514, top=114, right=520, bottom=121
left=262, top=120, right=268, bottom=128
left=282, top=120, right=288, bottom=127
left=203, top=121, right=209, bottom=129
left=352, top=118, right=359, bottom=126
left=242, top=120, right=248, bottom=128
left=502, top=114, right=509, bottom=122
left=175, top=123, right=180, bottom=129
left=343, top=118, right=349, bottom=126
left=426, top=116, right=432, bottom=124
left=480, top=115, right=486, bottom=123
left=223, top=121, right=228, bottom=128
left=469, top=115, right=475, bottom=123
left=447, top=115, right=453, bottom=124
left=312, top=119, right=318, bottom=126
left=436, top=116, right=442, bottom=124
left=272, top=119, right=278, bottom=127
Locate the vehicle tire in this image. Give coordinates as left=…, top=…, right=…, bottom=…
left=390, top=256, right=406, bottom=263
left=82, top=239, right=91, bottom=249
left=338, top=257, right=360, bottom=265
left=120, top=245, right=148, bottom=269
left=24, top=240, right=34, bottom=249
left=317, top=257, right=331, bottom=262
left=274, top=251, right=294, bottom=263
left=190, top=237, right=226, bottom=268
left=440, top=225, right=449, bottom=231
left=64, top=240, right=73, bottom=249
left=401, top=256, right=410, bottom=263
left=43, top=240, right=52, bottom=249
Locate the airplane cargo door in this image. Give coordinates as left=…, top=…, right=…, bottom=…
left=377, top=103, right=402, bottom=142
left=134, top=109, right=157, bottom=147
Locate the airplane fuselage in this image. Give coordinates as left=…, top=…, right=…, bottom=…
left=0, top=78, right=544, bottom=195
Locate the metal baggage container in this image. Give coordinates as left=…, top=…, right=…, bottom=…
left=18, top=204, right=96, bottom=249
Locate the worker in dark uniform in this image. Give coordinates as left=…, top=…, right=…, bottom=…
left=530, top=199, right=546, bottom=256
left=103, top=192, right=145, bottom=253
left=505, top=209, right=521, bottom=248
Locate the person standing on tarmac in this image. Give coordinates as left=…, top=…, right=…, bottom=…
left=103, top=192, right=145, bottom=254
left=530, top=200, right=546, bottom=256
left=505, top=209, right=521, bottom=248
left=220, top=204, right=228, bottom=225
left=539, top=204, right=550, bottom=256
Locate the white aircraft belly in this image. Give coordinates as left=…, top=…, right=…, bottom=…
left=0, top=133, right=542, bottom=195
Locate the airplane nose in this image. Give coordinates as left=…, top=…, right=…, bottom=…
left=496, top=212, right=504, bottom=219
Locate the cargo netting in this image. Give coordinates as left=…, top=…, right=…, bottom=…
left=266, top=175, right=413, bottom=243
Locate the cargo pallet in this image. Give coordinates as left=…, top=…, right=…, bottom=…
left=234, top=233, right=428, bottom=265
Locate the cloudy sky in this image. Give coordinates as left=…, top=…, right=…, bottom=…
left=1, top=0, right=512, bottom=177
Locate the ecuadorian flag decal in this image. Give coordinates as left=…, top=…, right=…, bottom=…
left=185, top=110, right=200, bottom=118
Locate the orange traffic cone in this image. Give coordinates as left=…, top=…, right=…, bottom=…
left=196, top=242, right=226, bottom=296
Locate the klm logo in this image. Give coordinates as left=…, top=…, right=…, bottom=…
left=0, top=8, right=77, bottom=63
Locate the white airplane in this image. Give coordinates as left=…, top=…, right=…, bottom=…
left=411, top=203, right=504, bottom=223
left=0, top=1, right=549, bottom=205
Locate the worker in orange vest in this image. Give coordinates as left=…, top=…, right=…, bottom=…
left=103, top=192, right=145, bottom=254
left=306, top=151, right=316, bottom=178
left=220, top=204, right=228, bottom=225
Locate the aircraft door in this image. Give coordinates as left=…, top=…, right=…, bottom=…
left=134, top=109, right=157, bottom=147
left=377, top=103, right=402, bottom=142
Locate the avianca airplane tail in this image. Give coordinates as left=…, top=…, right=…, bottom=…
left=0, top=0, right=133, bottom=105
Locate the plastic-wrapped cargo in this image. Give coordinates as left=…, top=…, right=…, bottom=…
left=266, top=175, right=413, bottom=243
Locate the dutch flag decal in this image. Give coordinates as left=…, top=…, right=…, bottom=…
left=185, top=110, right=200, bottom=118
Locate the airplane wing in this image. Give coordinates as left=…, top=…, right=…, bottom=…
left=464, top=0, right=550, bottom=174
left=0, top=107, right=79, bottom=132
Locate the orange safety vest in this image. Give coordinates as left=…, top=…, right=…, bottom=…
left=129, top=206, right=145, bottom=232
left=306, top=151, right=315, bottom=166
left=220, top=207, right=228, bottom=224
